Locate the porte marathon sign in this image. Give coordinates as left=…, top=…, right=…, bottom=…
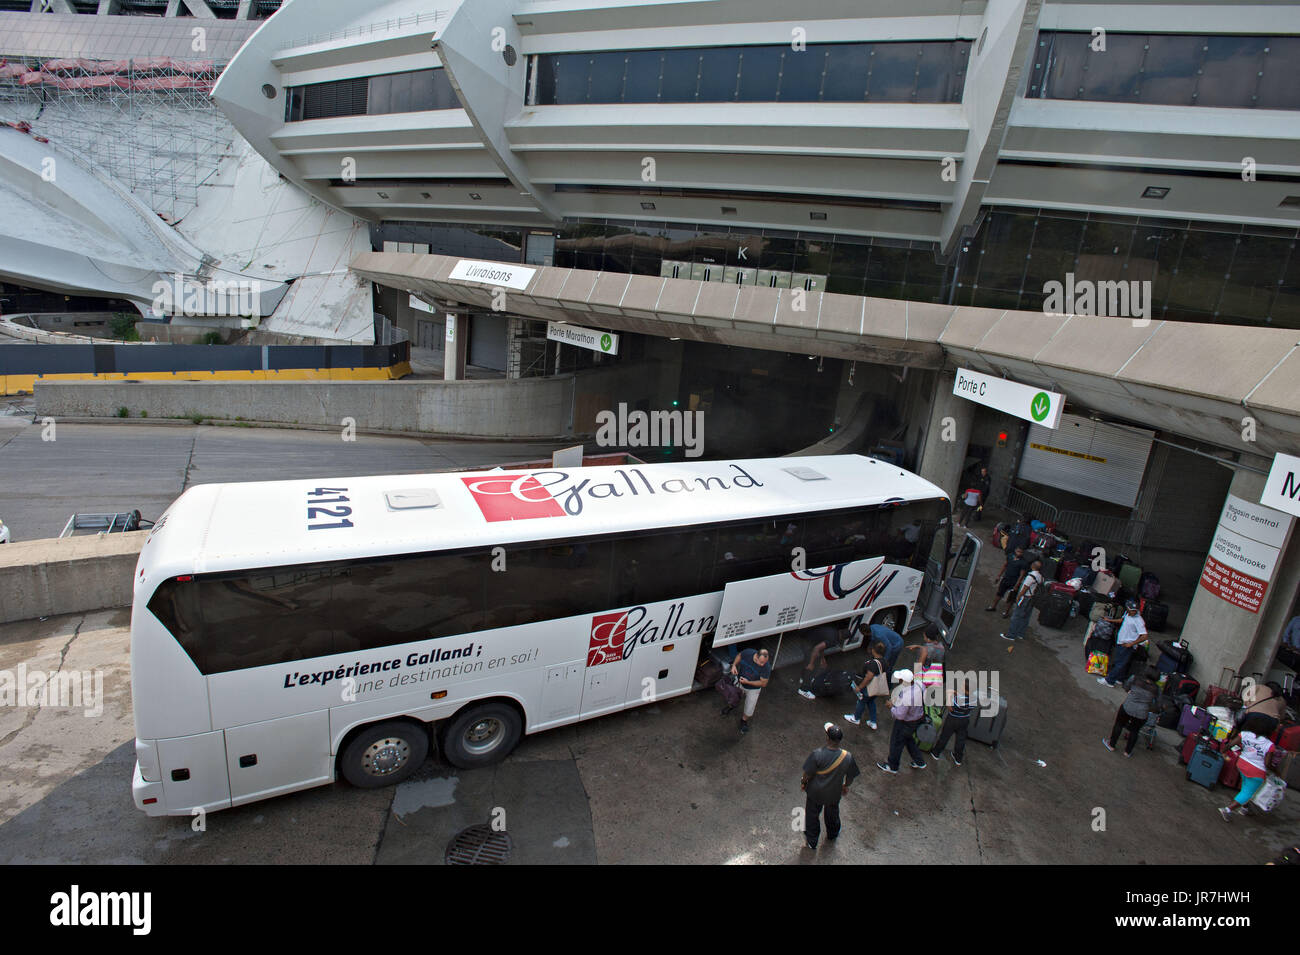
left=546, top=322, right=619, bottom=356
left=952, top=368, right=1064, bottom=429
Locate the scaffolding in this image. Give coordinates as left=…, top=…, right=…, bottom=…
left=0, top=55, right=237, bottom=221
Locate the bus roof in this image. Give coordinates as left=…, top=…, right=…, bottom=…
left=136, top=454, right=949, bottom=580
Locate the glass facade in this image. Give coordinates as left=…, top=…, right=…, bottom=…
left=1029, top=32, right=1300, bottom=109
left=373, top=211, right=1300, bottom=329
left=531, top=40, right=971, bottom=106
left=285, top=68, right=460, bottom=122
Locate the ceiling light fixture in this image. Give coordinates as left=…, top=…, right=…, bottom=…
left=810, top=211, right=827, bottom=221
left=1141, top=186, right=1170, bottom=199
left=469, top=193, right=482, bottom=200
left=640, top=202, right=656, bottom=210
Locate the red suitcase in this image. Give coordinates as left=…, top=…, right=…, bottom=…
left=1219, top=749, right=1241, bottom=789
left=1273, top=723, right=1300, bottom=751
left=1180, top=733, right=1204, bottom=765
left=1058, top=559, right=1079, bottom=582
left=1050, top=582, right=1077, bottom=596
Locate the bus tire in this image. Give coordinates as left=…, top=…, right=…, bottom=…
left=871, top=607, right=902, bottom=633
left=338, top=720, right=429, bottom=789
left=440, top=702, right=522, bottom=769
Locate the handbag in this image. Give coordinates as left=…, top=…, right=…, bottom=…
left=865, top=661, right=889, bottom=698
left=1086, top=651, right=1110, bottom=676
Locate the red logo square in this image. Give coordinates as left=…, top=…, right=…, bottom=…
left=588, top=611, right=628, bottom=667
left=460, top=473, right=565, bottom=523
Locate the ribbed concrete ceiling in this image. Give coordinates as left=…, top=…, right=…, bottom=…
left=352, top=251, right=1300, bottom=458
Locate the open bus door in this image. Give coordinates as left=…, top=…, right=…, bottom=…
left=918, top=522, right=981, bottom=649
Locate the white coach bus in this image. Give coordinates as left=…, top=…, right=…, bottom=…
left=131, top=454, right=981, bottom=816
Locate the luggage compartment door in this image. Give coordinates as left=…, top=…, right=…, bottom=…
left=713, top=573, right=811, bottom=646
left=225, top=709, right=332, bottom=807
left=157, top=730, right=231, bottom=814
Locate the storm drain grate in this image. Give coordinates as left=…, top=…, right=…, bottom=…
left=445, top=824, right=512, bottom=865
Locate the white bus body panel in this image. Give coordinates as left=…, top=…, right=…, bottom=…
left=226, top=710, right=332, bottom=807
left=130, top=607, right=213, bottom=741
left=715, top=559, right=921, bottom=643
left=155, top=730, right=230, bottom=814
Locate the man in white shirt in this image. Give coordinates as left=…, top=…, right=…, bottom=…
left=1001, top=559, right=1044, bottom=642
left=1099, top=600, right=1149, bottom=687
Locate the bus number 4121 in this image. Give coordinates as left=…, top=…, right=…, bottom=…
left=307, top=487, right=353, bottom=530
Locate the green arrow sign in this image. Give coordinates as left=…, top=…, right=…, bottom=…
left=1030, top=392, right=1051, bottom=422
left=600, top=333, right=612, bottom=352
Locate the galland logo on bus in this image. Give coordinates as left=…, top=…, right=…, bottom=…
left=460, top=474, right=566, bottom=522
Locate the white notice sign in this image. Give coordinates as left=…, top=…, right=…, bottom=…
left=1198, top=493, right=1293, bottom=614
left=448, top=259, right=537, bottom=290
left=952, top=368, right=1064, bottom=429
left=1262, top=452, right=1300, bottom=520
left=546, top=322, right=619, bottom=355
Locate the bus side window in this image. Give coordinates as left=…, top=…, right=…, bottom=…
left=146, top=577, right=204, bottom=670
left=480, top=539, right=615, bottom=629
left=199, top=569, right=337, bottom=674
left=612, top=528, right=707, bottom=608
left=712, top=518, right=798, bottom=587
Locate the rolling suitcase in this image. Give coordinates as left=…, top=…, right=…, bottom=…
left=1187, top=742, right=1223, bottom=788
left=1178, top=704, right=1211, bottom=737
left=1160, top=697, right=1186, bottom=730
left=967, top=694, right=1008, bottom=748
left=809, top=669, right=854, bottom=698
left=1180, top=732, right=1204, bottom=765
left=1038, top=593, right=1071, bottom=628
left=1059, top=559, right=1080, bottom=583
left=1155, top=638, right=1191, bottom=674
left=1219, top=749, right=1241, bottom=789
left=1118, top=562, right=1142, bottom=596
left=1161, top=674, right=1200, bottom=704
left=1042, top=555, right=1062, bottom=582
left=1144, top=601, right=1170, bottom=633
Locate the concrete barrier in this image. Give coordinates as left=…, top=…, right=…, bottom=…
left=35, top=377, right=577, bottom=439
left=0, top=532, right=146, bottom=624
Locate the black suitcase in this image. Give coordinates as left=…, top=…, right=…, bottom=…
left=1145, top=601, right=1170, bottom=632
left=1038, top=593, right=1071, bottom=628
left=1156, top=638, right=1191, bottom=674
left=1075, top=590, right=1096, bottom=619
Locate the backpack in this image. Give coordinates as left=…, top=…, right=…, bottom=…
left=1139, top=572, right=1161, bottom=600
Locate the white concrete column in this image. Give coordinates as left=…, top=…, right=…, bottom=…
left=444, top=313, right=467, bottom=381
left=1180, top=462, right=1297, bottom=688
left=918, top=370, right=976, bottom=501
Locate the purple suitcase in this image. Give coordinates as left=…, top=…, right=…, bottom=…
left=716, top=675, right=742, bottom=709
left=1177, top=704, right=1211, bottom=737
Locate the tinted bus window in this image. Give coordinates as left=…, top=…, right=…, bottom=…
left=199, top=568, right=338, bottom=673
left=332, top=552, right=488, bottom=652
left=481, top=540, right=614, bottom=629
left=713, top=518, right=800, bottom=586
left=612, top=528, right=710, bottom=607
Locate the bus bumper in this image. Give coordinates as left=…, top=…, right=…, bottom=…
left=132, top=762, right=167, bottom=815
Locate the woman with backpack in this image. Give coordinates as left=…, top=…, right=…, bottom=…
left=1102, top=666, right=1160, bottom=757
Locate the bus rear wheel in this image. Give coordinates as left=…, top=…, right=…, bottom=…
left=339, top=721, right=429, bottom=789
left=440, top=702, right=522, bottom=769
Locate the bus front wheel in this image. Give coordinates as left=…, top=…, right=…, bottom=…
left=440, top=702, right=522, bottom=769
left=871, top=607, right=902, bottom=633
left=339, top=720, right=430, bottom=789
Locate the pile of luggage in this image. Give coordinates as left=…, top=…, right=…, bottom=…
left=1174, top=669, right=1296, bottom=809
left=992, top=518, right=1171, bottom=632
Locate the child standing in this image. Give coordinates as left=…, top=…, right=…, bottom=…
left=1218, top=714, right=1280, bottom=821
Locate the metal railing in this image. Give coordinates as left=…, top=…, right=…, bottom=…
left=1055, top=510, right=1147, bottom=551
left=287, top=11, right=447, bottom=50
left=1004, top=486, right=1058, bottom=523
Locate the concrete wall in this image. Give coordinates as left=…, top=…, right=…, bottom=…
left=35, top=378, right=576, bottom=439
left=0, top=532, right=145, bottom=624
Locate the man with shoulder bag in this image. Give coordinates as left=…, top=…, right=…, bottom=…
left=800, top=722, right=860, bottom=850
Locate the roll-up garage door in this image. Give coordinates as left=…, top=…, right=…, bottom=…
left=1017, top=413, right=1154, bottom=508
left=468, top=313, right=508, bottom=371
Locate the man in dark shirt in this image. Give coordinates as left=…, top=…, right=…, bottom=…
left=730, top=646, right=772, bottom=736
left=986, top=545, right=1029, bottom=617
left=800, top=722, right=860, bottom=850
